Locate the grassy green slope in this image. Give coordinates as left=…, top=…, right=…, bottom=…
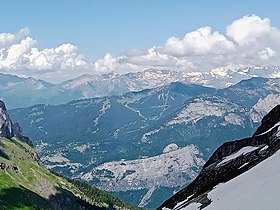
left=0, top=137, right=139, bottom=210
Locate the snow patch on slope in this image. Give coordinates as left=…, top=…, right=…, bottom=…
left=255, top=122, right=280, bottom=137
left=180, top=150, right=280, bottom=210
left=218, top=146, right=259, bottom=166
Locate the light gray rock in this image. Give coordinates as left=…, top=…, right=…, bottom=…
left=0, top=100, right=13, bottom=138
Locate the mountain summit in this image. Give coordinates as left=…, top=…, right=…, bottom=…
left=158, top=105, right=280, bottom=210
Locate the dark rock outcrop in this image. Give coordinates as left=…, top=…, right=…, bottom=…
left=0, top=100, right=14, bottom=138
left=12, top=122, right=23, bottom=137
left=158, top=105, right=280, bottom=210
left=253, top=105, right=280, bottom=136
left=0, top=100, right=24, bottom=139
left=0, top=100, right=7, bottom=111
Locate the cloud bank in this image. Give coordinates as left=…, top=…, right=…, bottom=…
left=1, top=15, right=280, bottom=82
left=0, top=29, right=89, bottom=82
left=95, top=15, right=280, bottom=74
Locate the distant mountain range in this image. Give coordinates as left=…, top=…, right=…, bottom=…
left=0, top=100, right=139, bottom=210
left=2, top=65, right=280, bottom=108
left=159, top=105, right=280, bottom=210
left=9, top=76, right=280, bottom=208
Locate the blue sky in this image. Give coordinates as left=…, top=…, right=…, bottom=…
left=0, top=0, right=280, bottom=82
left=1, top=0, right=280, bottom=60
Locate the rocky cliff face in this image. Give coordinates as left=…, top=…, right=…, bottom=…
left=0, top=100, right=22, bottom=138
left=158, top=105, right=280, bottom=210
left=0, top=100, right=14, bottom=138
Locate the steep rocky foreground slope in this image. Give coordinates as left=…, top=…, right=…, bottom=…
left=159, top=105, right=280, bottom=210
left=0, top=100, right=138, bottom=210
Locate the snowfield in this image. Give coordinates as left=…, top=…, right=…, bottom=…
left=176, top=150, right=280, bottom=210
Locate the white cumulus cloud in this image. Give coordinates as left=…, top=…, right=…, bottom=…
left=0, top=27, right=29, bottom=48
left=0, top=28, right=89, bottom=82
left=226, top=15, right=277, bottom=46
left=94, top=53, right=119, bottom=73
left=94, top=14, right=280, bottom=74
left=1, top=14, right=280, bottom=82
left=163, top=26, right=236, bottom=56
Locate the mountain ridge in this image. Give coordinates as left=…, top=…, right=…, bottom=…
left=2, top=65, right=280, bottom=109
left=9, top=76, right=280, bottom=208
left=0, top=100, right=140, bottom=210
left=158, top=105, right=280, bottom=210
